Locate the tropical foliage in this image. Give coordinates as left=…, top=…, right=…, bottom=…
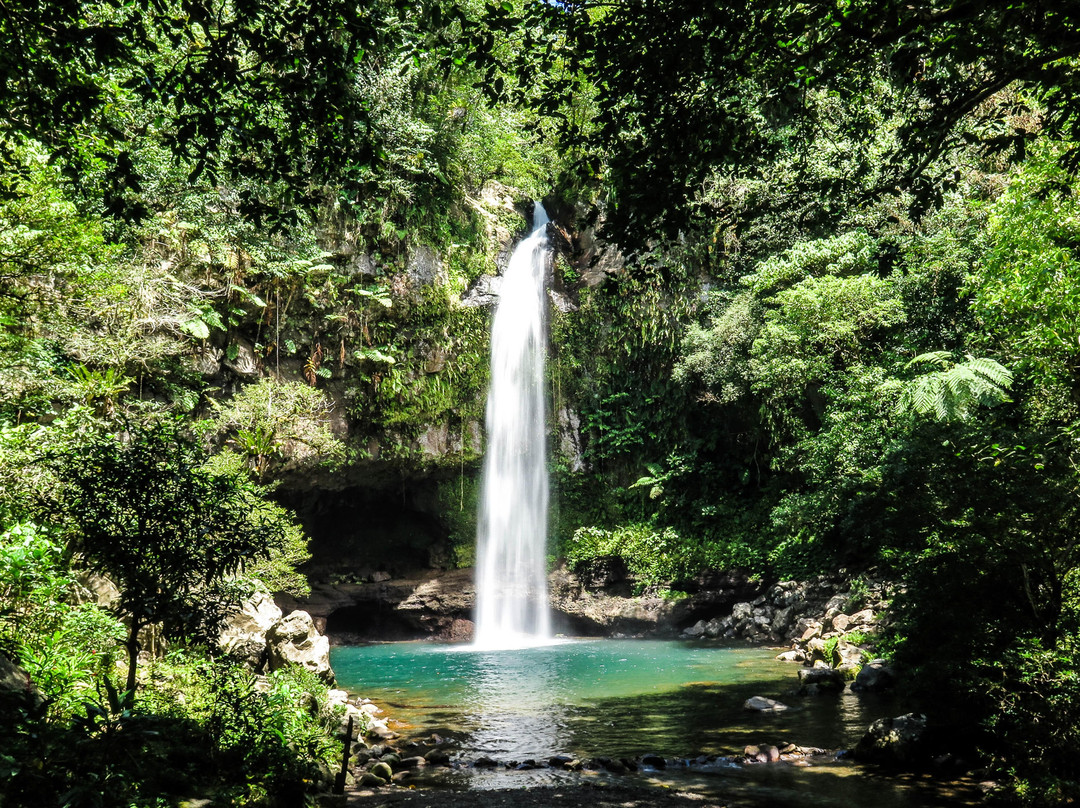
left=3, top=1, right=1080, bottom=805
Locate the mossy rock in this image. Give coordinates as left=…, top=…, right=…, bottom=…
left=358, top=772, right=387, bottom=787
left=369, top=761, right=394, bottom=781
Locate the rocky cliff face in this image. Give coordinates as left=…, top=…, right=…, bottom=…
left=259, top=186, right=607, bottom=593
left=277, top=563, right=765, bottom=644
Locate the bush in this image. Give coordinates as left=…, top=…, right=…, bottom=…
left=2, top=648, right=344, bottom=808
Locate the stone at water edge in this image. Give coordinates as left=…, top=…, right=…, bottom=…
left=266, top=609, right=334, bottom=683
left=797, top=667, right=845, bottom=691
left=744, top=696, right=789, bottom=713
left=853, top=660, right=897, bottom=692
left=639, top=753, right=666, bottom=769
left=424, top=749, right=451, bottom=766
left=853, top=713, right=928, bottom=765
left=682, top=621, right=706, bottom=638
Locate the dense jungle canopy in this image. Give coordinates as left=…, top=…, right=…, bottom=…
left=2, top=1, right=1080, bottom=806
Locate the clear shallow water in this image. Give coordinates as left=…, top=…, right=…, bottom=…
left=331, top=639, right=978, bottom=807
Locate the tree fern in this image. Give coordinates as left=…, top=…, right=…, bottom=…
left=896, top=352, right=1013, bottom=422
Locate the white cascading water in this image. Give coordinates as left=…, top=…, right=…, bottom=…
left=473, top=202, right=552, bottom=649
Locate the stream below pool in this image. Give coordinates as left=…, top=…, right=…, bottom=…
left=331, top=639, right=979, bottom=807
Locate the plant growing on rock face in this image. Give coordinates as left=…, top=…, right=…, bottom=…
left=42, top=421, right=299, bottom=705
left=205, top=378, right=345, bottom=477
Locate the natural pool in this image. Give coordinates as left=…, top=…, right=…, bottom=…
left=331, top=639, right=978, bottom=807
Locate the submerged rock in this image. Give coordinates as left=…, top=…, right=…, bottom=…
left=744, top=696, right=788, bottom=713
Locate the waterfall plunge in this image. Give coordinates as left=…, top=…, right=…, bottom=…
left=473, top=202, right=552, bottom=649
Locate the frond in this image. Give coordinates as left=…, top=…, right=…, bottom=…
left=905, top=351, right=953, bottom=370
left=963, top=355, right=1014, bottom=388
left=896, top=353, right=1012, bottom=422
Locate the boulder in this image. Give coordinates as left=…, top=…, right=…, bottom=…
left=849, top=608, right=876, bottom=627
left=640, top=753, right=666, bottom=769
left=771, top=606, right=795, bottom=635
left=797, top=667, right=845, bottom=693
left=731, top=602, right=753, bottom=621
left=769, top=581, right=802, bottom=608
left=852, top=660, right=897, bottom=692
left=0, top=653, right=42, bottom=707
left=806, top=636, right=829, bottom=662
left=853, top=713, right=927, bottom=765
left=744, top=696, right=788, bottom=713
left=219, top=591, right=283, bottom=669
left=829, top=613, right=851, bottom=633
left=368, top=719, right=398, bottom=740
left=424, top=749, right=451, bottom=766
left=835, top=640, right=864, bottom=668
left=72, top=570, right=122, bottom=609
left=749, top=614, right=772, bottom=635
left=369, top=762, right=394, bottom=782
left=266, top=610, right=334, bottom=683
left=743, top=744, right=780, bottom=763
left=683, top=620, right=706, bottom=638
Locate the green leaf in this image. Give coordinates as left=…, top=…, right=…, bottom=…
left=230, top=284, right=267, bottom=308
left=180, top=318, right=210, bottom=340
left=354, top=348, right=395, bottom=364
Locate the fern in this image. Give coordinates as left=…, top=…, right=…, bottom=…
left=896, top=352, right=1013, bottom=422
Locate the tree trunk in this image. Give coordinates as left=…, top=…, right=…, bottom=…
left=124, top=621, right=142, bottom=707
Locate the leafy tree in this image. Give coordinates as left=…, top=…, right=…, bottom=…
left=0, top=0, right=428, bottom=224
left=43, top=421, right=300, bottom=704
left=469, top=1, right=1080, bottom=247
left=969, top=141, right=1080, bottom=418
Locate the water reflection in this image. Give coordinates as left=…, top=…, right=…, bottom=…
left=331, top=641, right=978, bottom=807
left=461, top=649, right=569, bottom=759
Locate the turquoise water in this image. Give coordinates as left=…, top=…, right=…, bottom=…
left=334, top=639, right=802, bottom=758
left=331, top=639, right=977, bottom=806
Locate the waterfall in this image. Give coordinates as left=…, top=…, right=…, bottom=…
left=473, top=202, right=552, bottom=649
